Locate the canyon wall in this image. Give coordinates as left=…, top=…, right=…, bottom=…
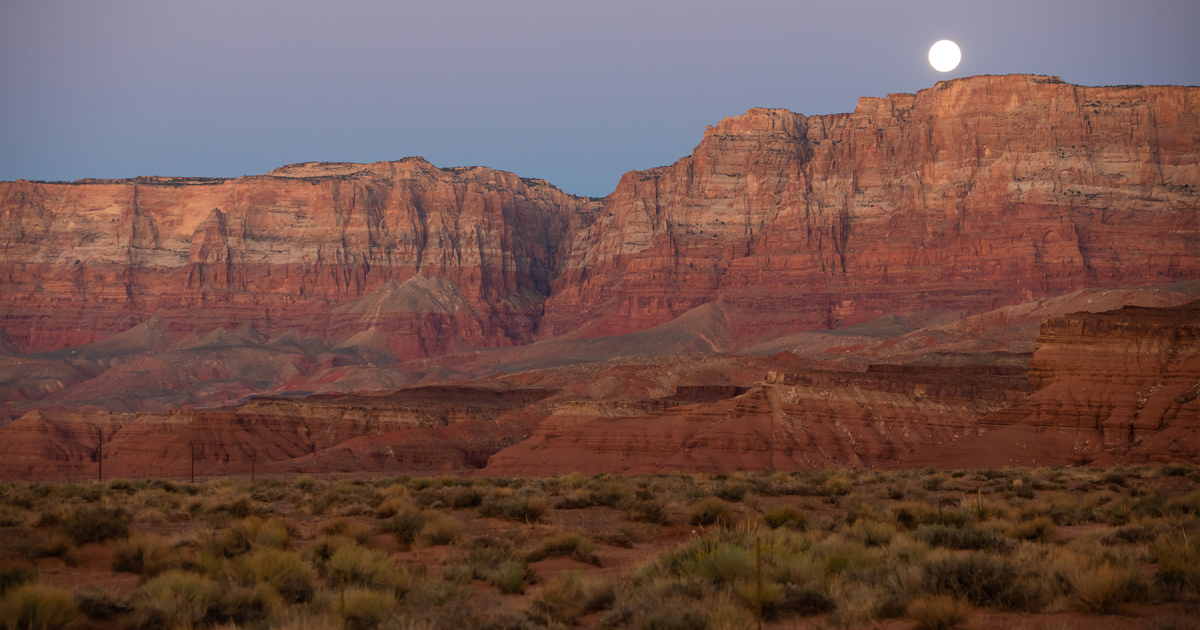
left=540, top=75, right=1199, bottom=344
left=1, top=159, right=598, bottom=353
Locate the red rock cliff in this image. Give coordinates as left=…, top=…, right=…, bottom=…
left=1, top=159, right=598, bottom=353
left=539, top=75, right=1200, bottom=344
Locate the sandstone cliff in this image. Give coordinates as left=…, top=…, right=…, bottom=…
left=540, top=75, right=1199, bottom=344
left=1, top=158, right=598, bottom=353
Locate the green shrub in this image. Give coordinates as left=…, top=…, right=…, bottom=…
left=714, top=482, right=749, bottom=503
left=919, top=551, right=1039, bottom=610
left=762, top=505, right=808, bottom=530
left=135, top=570, right=219, bottom=630
left=527, top=532, right=599, bottom=565
left=0, top=584, right=84, bottom=630
left=213, top=583, right=282, bottom=626
left=1153, top=530, right=1200, bottom=597
left=450, top=487, right=483, bottom=509
left=315, top=587, right=393, bottom=630
left=111, top=534, right=179, bottom=577
left=60, top=505, right=130, bottom=544
left=381, top=509, right=426, bottom=546
left=913, top=525, right=1007, bottom=551
left=688, top=497, right=735, bottom=527
left=698, top=545, right=755, bottom=585
left=847, top=519, right=897, bottom=547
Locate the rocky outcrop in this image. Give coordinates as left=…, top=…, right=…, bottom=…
left=539, top=75, right=1199, bottom=345
left=484, top=366, right=1026, bottom=475
left=902, top=300, right=1200, bottom=467
left=1, top=159, right=598, bottom=353
left=0, top=386, right=556, bottom=480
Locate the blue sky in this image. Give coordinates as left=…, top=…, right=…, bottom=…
left=2, top=0, right=1197, bottom=197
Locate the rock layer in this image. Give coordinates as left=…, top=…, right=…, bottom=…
left=540, top=75, right=1200, bottom=344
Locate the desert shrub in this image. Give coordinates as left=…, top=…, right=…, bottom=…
left=327, top=544, right=402, bottom=590
left=478, top=495, right=549, bottom=523
left=919, top=551, right=1040, bottom=610
left=638, top=603, right=708, bottom=630
left=698, top=545, right=755, bottom=585
left=318, top=518, right=374, bottom=546
left=381, top=509, right=427, bottom=545
left=0, top=506, right=26, bottom=527
left=527, top=531, right=599, bottom=565
left=0, top=584, right=84, bottom=630
left=487, top=561, right=535, bottom=594
left=303, top=535, right=356, bottom=568
left=230, top=548, right=316, bottom=603
left=768, top=583, right=835, bottom=619
left=626, top=499, right=670, bottom=525
left=846, top=519, right=897, bottom=547
left=913, top=525, right=1007, bottom=551
left=314, top=587, right=394, bottom=630
left=1166, top=489, right=1200, bottom=516
left=1153, top=530, right=1200, bottom=597
left=41, top=533, right=78, bottom=565
left=213, top=583, right=283, bottom=626
left=111, top=534, right=180, bottom=577
left=417, top=516, right=461, bottom=547
left=59, top=505, right=130, bottom=544
left=762, top=505, right=808, bottom=530
left=135, top=570, right=219, bottom=630
left=527, top=572, right=591, bottom=625
left=374, top=497, right=408, bottom=519
left=1065, top=562, right=1149, bottom=613
left=714, top=482, right=749, bottom=503
left=450, top=487, right=483, bottom=509
left=906, top=594, right=971, bottom=630
left=74, top=587, right=133, bottom=620
left=294, top=475, right=318, bottom=491
left=1008, top=516, right=1059, bottom=542
left=208, top=497, right=258, bottom=518
left=688, top=497, right=735, bottom=527
left=0, top=566, right=36, bottom=596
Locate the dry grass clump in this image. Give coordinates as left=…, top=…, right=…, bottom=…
left=326, top=544, right=406, bottom=591
left=229, top=548, right=317, bottom=603
left=761, top=505, right=808, bottom=530
left=477, top=492, right=550, bottom=523
left=111, top=533, right=181, bottom=577
left=416, top=514, right=461, bottom=547
left=906, top=594, right=972, bottom=630
left=527, top=572, right=615, bottom=625
left=527, top=531, right=600, bottom=565
left=688, top=497, right=735, bottom=527
left=0, top=583, right=85, bottom=630
left=1064, top=561, right=1149, bottom=613
left=134, top=570, right=219, bottom=630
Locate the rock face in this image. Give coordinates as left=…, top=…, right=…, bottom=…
left=539, top=75, right=1200, bottom=344
left=1, top=159, right=598, bottom=353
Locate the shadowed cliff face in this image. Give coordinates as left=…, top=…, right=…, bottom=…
left=539, top=75, right=1200, bottom=344
left=0, top=158, right=599, bottom=353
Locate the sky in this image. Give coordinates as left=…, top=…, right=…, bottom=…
left=2, top=1, right=1197, bottom=198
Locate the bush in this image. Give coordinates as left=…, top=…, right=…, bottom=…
left=527, top=532, right=599, bottom=565
left=487, top=561, right=534, bottom=594
left=906, top=595, right=971, bottom=630
left=478, top=495, right=549, bottom=523
left=762, top=506, right=808, bottom=530
left=111, top=534, right=179, bottom=577
left=688, top=497, right=735, bottom=527
left=315, top=587, right=393, bottom=630
left=0, top=584, right=84, bottom=630
left=626, top=499, right=670, bottom=525
left=417, top=516, right=462, bottom=547
left=382, top=509, right=426, bottom=546
left=0, top=566, right=36, bottom=596
left=698, top=545, right=755, bottom=585
left=1154, top=530, right=1200, bottom=596
left=74, top=587, right=133, bottom=620
left=327, top=545, right=401, bottom=590
left=1009, top=516, right=1059, bottom=542
left=920, top=552, right=1037, bottom=610
left=913, top=525, right=1007, bottom=551
left=230, top=548, right=316, bottom=603
left=1066, top=562, right=1148, bottom=613
left=60, top=505, right=130, bottom=544
left=847, top=519, right=897, bottom=547
left=528, top=572, right=588, bottom=625
left=135, top=570, right=219, bottom=630
left=450, top=487, right=483, bottom=509
left=714, top=482, right=749, bottom=503
left=213, top=583, right=283, bottom=626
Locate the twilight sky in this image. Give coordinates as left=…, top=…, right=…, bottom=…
left=2, top=1, right=1197, bottom=198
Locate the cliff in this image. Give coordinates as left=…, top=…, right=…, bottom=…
left=539, top=75, right=1199, bottom=344
left=1, top=158, right=599, bottom=353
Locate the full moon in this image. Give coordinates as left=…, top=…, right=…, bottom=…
left=928, top=40, right=961, bottom=72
